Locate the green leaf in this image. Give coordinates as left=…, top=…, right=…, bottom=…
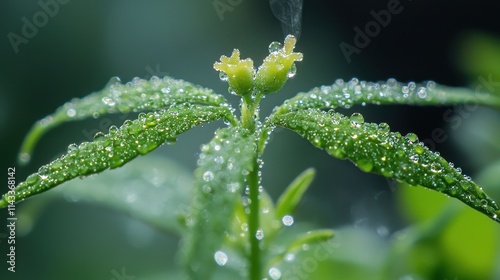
left=269, top=109, right=500, bottom=223
left=18, top=76, right=233, bottom=164
left=275, top=168, right=315, bottom=219
left=0, top=105, right=230, bottom=208
left=181, top=127, right=256, bottom=278
left=272, top=78, right=500, bottom=115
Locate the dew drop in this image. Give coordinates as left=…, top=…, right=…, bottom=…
left=287, top=64, right=297, bottom=78
left=161, top=87, right=171, bottom=94
left=284, top=253, right=296, bottom=262
left=405, top=133, right=418, bottom=143
left=430, top=162, right=442, bottom=173
left=268, top=41, right=282, bottom=53
left=417, top=87, right=427, bottom=98
left=269, top=267, right=282, bottom=280
left=378, top=122, right=390, bottom=133
left=255, top=228, right=264, bottom=240
left=108, top=125, right=118, bottom=134
left=66, top=108, right=76, bottom=118
left=202, top=185, right=212, bottom=193
left=93, top=132, right=106, bottom=141
left=350, top=112, right=364, bottom=124
left=214, top=251, right=228, bottom=266
left=219, top=72, right=228, bottom=82
left=410, top=154, right=419, bottom=163
left=203, top=171, right=214, bottom=182
left=102, top=97, right=116, bottom=106
left=282, top=215, right=294, bottom=226
left=67, top=143, right=78, bottom=153
left=426, top=81, right=436, bottom=89
left=214, top=155, right=224, bottom=164
left=38, top=165, right=49, bottom=180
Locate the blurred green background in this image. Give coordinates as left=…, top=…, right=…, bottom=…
left=1, top=0, right=500, bottom=279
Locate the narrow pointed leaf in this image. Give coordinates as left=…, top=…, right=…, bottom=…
left=275, top=168, right=315, bottom=219
left=182, top=127, right=255, bottom=278
left=18, top=76, right=232, bottom=164
left=272, top=78, right=500, bottom=115
left=0, top=105, right=230, bottom=208
left=270, top=109, right=500, bottom=223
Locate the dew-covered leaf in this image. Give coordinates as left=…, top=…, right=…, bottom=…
left=275, top=168, right=315, bottom=220
left=0, top=105, right=230, bottom=208
left=18, top=76, right=233, bottom=164
left=272, top=78, right=500, bottom=115
left=269, top=109, right=500, bottom=223
left=181, top=127, right=256, bottom=278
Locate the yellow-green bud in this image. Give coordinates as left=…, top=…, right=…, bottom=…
left=255, top=35, right=303, bottom=94
left=213, top=49, right=255, bottom=96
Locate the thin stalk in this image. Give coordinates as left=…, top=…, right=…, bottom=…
left=240, top=92, right=263, bottom=279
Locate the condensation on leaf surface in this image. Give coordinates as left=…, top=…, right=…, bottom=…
left=269, top=109, right=500, bottom=223
left=18, top=76, right=233, bottom=165
left=0, top=105, right=230, bottom=207
left=182, top=127, right=256, bottom=279
left=273, top=78, right=500, bottom=115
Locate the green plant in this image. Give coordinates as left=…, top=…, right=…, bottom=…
left=2, top=35, right=500, bottom=279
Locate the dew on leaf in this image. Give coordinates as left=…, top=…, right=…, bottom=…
left=214, top=250, right=228, bottom=266
left=287, top=64, right=297, bottom=78
left=269, top=267, right=282, bottom=280
left=405, top=133, right=418, bottom=143
left=255, top=228, right=264, bottom=240
left=282, top=215, right=294, bottom=226
left=268, top=41, right=282, bottom=53
left=350, top=112, right=364, bottom=124
left=66, top=108, right=76, bottom=118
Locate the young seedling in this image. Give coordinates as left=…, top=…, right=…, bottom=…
left=2, top=35, right=500, bottom=279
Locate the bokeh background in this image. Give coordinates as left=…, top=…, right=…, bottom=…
left=1, top=0, right=500, bottom=279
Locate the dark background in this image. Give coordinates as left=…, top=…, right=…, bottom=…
left=1, top=0, right=500, bottom=279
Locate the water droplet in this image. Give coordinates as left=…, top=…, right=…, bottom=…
left=402, top=86, right=409, bottom=94
left=66, top=108, right=76, bottom=118
left=219, top=72, right=228, bottom=82
left=102, top=97, right=115, bottom=106
left=214, top=250, right=228, bottom=266
left=350, top=112, right=364, bottom=124
left=287, top=64, right=297, bottom=78
left=38, top=165, right=49, bottom=180
left=255, top=228, right=264, bottom=240
left=284, top=253, right=296, bottom=262
left=378, top=122, right=390, bottom=133
left=226, top=182, right=240, bottom=193
left=202, top=185, right=212, bottom=193
left=214, top=155, right=224, bottom=164
left=409, top=154, right=419, bottom=163
left=93, top=132, right=106, bottom=141
left=426, top=81, right=436, bottom=89
left=269, top=267, right=282, bottom=279
left=268, top=41, right=282, bottom=53
left=67, top=143, right=78, bottom=153
left=161, top=87, right=171, bottom=94
left=282, top=215, right=294, bottom=226
left=417, top=87, right=427, bottom=98
left=108, top=125, right=118, bottom=134
left=203, top=171, right=214, bottom=182
left=92, top=112, right=100, bottom=119
left=430, top=163, right=442, bottom=173
left=405, top=133, right=418, bottom=143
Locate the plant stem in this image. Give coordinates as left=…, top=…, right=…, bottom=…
left=248, top=158, right=261, bottom=280
left=240, top=92, right=263, bottom=279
